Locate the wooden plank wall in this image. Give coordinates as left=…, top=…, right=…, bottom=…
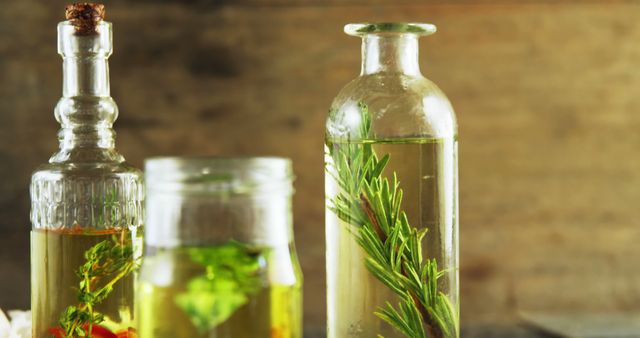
left=1, top=0, right=640, bottom=333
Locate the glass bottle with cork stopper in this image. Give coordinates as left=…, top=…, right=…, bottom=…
left=30, top=4, right=143, bottom=337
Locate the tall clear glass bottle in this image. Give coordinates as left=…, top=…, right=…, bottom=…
left=138, top=157, right=302, bottom=338
left=30, top=5, right=143, bottom=338
left=325, top=23, right=459, bottom=338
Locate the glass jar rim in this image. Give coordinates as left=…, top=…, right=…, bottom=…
left=344, top=22, right=437, bottom=37
left=145, top=156, right=294, bottom=195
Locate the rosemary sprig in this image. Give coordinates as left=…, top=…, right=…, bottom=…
left=57, top=232, right=138, bottom=338
left=326, top=102, right=459, bottom=338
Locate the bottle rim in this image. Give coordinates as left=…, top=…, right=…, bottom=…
left=145, top=156, right=295, bottom=195
left=58, top=21, right=112, bottom=56
left=344, top=22, right=437, bottom=37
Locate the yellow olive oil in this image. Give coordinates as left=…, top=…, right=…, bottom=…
left=325, top=138, right=459, bottom=338
left=31, top=227, right=142, bottom=338
left=137, top=243, right=302, bottom=338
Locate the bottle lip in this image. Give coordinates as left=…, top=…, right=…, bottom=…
left=144, top=156, right=295, bottom=195
left=58, top=20, right=111, bottom=30
left=344, top=22, right=437, bottom=37
left=58, top=21, right=112, bottom=56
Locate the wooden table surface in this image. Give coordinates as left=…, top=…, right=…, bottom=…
left=304, top=325, right=555, bottom=338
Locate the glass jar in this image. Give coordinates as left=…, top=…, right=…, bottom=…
left=138, top=157, right=303, bottom=338
left=325, top=23, right=459, bottom=338
left=30, top=7, right=144, bottom=338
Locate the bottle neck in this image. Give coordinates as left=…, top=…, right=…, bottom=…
left=63, top=55, right=110, bottom=97
left=51, top=21, right=122, bottom=164
left=361, top=34, right=421, bottom=76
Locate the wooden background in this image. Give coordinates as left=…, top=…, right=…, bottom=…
left=1, top=0, right=640, bottom=335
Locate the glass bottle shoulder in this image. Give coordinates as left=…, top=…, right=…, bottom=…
left=30, top=161, right=144, bottom=230
left=326, top=73, right=457, bottom=142
left=31, top=161, right=143, bottom=184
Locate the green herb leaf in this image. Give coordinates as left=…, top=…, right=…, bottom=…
left=175, top=242, right=265, bottom=334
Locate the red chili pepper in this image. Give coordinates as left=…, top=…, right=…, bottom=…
left=115, top=327, right=137, bottom=338
left=48, top=324, right=118, bottom=338
left=86, top=324, right=118, bottom=338
left=48, top=327, right=65, bottom=338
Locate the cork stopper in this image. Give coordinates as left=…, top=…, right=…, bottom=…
left=65, top=3, right=106, bottom=35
